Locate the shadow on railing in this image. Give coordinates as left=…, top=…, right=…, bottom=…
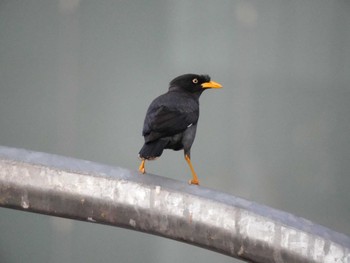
left=0, top=146, right=349, bottom=263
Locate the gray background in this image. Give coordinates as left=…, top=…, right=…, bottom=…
left=0, top=0, right=349, bottom=262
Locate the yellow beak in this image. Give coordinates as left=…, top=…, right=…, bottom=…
left=201, top=80, right=222, bottom=89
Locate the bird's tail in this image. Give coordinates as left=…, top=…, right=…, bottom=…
left=139, top=139, right=168, bottom=160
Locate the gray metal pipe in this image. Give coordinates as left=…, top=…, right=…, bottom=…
left=0, top=146, right=349, bottom=262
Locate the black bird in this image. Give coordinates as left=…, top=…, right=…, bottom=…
left=138, top=74, right=222, bottom=185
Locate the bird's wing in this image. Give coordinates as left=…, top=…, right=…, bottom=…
left=142, top=103, right=198, bottom=143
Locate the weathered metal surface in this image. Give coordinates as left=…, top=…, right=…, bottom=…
left=0, top=146, right=349, bottom=262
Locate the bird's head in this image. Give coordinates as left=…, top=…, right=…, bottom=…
left=169, top=74, right=222, bottom=94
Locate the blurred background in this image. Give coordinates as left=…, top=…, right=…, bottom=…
left=0, top=0, right=349, bottom=262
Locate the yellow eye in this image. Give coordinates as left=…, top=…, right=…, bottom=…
left=192, top=78, right=198, bottom=84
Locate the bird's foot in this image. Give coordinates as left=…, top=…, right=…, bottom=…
left=188, top=179, right=200, bottom=185
left=139, top=160, right=146, bottom=174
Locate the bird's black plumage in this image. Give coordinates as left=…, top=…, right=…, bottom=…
left=138, top=73, right=222, bottom=185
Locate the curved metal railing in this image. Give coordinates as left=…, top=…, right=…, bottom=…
left=0, top=146, right=349, bottom=262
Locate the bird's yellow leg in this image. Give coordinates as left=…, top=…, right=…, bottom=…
left=139, top=159, right=146, bottom=174
left=185, top=155, right=200, bottom=185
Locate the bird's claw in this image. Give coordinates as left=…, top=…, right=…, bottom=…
left=189, top=179, right=200, bottom=185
